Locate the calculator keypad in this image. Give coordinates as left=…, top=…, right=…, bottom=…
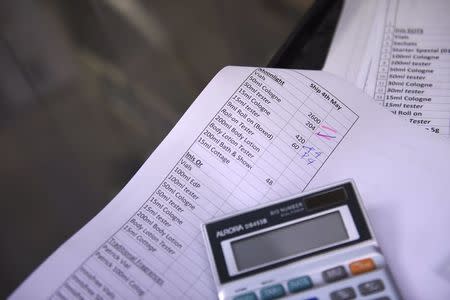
left=231, top=256, right=395, bottom=300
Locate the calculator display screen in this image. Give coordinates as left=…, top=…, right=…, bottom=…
left=231, top=211, right=348, bottom=271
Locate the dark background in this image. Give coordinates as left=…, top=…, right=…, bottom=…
left=0, top=0, right=317, bottom=297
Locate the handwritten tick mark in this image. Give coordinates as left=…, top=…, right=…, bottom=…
left=316, top=132, right=335, bottom=140
left=320, top=125, right=337, bottom=133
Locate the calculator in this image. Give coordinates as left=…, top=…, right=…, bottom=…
left=202, top=180, right=401, bottom=300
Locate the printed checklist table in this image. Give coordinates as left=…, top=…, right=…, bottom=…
left=51, top=69, right=358, bottom=300
left=374, top=0, right=450, bottom=136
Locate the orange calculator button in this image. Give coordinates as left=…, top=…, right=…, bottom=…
left=349, top=258, right=376, bottom=275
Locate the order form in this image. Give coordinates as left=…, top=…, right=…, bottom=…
left=45, top=69, right=357, bottom=299
left=10, top=67, right=450, bottom=300
left=367, top=0, right=450, bottom=136
left=326, top=0, right=450, bottom=136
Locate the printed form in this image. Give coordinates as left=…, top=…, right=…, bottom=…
left=366, top=0, right=450, bottom=136
left=325, top=0, right=450, bottom=136
left=11, top=67, right=450, bottom=300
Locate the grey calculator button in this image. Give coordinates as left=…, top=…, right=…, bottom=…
left=372, top=297, right=390, bottom=300
left=330, top=287, right=356, bottom=300
left=358, top=279, right=385, bottom=295
left=322, top=266, right=348, bottom=283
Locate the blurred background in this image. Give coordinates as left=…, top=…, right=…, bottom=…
left=0, top=0, right=314, bottom=297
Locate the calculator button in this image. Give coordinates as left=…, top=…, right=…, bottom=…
left=322, top=266, right=348, bottom=283
left=358, top=279, right=385, bottom=295
left=287, top=276, right=313, bottom=293
left=304, top=298, right=318, bottom=300
left=349, top=258, right=376, bottom=275
left=330, top=287, right=356, bottom=300
left=372, top=297, right=390, bottom=300
left=233, top=292, right=257, bottom=300
left=260, top=284, right=285, bottom=300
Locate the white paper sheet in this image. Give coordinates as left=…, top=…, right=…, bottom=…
left=325, top=0, right=450, bottom=137
left=365, top=0, right=450, bottom=137
left=10, top=67, right=450, bottom=300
